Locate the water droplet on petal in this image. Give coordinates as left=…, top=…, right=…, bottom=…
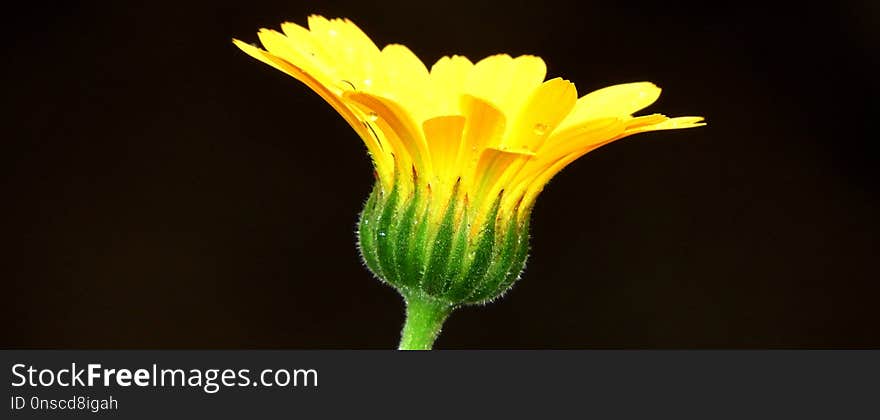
left=367, top=112, right=379, bottom=122
left=533, top=123, right=549, bottom=135
left=363, top=78, right=373, bottom=87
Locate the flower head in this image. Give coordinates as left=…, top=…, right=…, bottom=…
left=234, top=15, right=704, bottom=348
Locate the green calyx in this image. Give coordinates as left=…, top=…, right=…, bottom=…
left=357, top=175, right=531, bottom=349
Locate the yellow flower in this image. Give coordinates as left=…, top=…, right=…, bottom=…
left=234, top=15, right=702, bottom=227
left=234, top=15, right=704, bottom=349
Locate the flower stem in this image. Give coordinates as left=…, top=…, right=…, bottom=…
left=398, top=293, right=453, bottom=350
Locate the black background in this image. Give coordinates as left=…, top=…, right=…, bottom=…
left=3, top=0, right=878, bottom=348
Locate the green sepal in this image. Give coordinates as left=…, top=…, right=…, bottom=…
left=392, top=178, right=422, bottom=290
left=445, top=195, right=502, bottom=301
left=374, top=177, right=401, bottom=286
left=357, top=183, right=384, bottom=281
left=400, top=190, right=431, bottom=291
left=466, top=213, right=530, bottom=304
left=420, top=186, right=460, bottom=295
left=439, top=207, right=469, bottom=296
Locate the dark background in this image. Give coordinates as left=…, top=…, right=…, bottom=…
left=2, top=0, right=877, bottom=348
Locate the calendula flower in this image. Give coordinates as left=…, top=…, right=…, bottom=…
left=234, top=15, right=704, bottom=349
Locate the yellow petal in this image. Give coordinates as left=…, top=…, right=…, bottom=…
left=234, top=38, right=298, bottom=78
left=511, top=117, right=626, bottom=206
left=624, top=113, right=669, bottom=130
left=380, top=44, right=431, bottom=120
left=256, top=29, right=325, bottom=81
left=281, top=18, right=381, bottom=91
left=465, top=54, right=513, bottom=109
left=518, top=114, right=705, bottom=211
left=429, top=55, right=474, bottom=116
left=558, top=82, right=662, bottom=132
left=335, top=19, right=383, bottom=90
left=423, top=115, right=466, bottom=183
left=538, top=117, right=627, bottom=163
left=504, top=77, right=577, bottom=151
left=459, top=95, right=507, bottom=184
left=275, top=22, right=325, bottom=73
left=464, top=55, right=546, bottom=119
left=503, top=55, right=548, bottom=116
left=625, top=116, right=706, bottom=134
left=344, top=91, right=432, bottom=183
left=306, top=15, right=347, bottom=65
left=381, top=44, right=429, bottom=80
left=472, top=147, right=535, bottom=224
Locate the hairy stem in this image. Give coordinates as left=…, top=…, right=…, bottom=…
left=398, top=293, right=453, bottom=350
